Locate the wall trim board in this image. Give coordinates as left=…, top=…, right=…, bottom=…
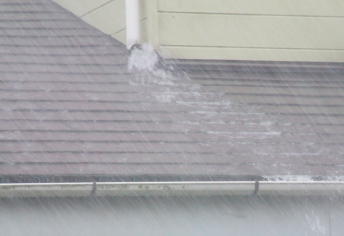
left=158, top=0, right=344, bottom=17
left=161, top=46, right=344, bottom=62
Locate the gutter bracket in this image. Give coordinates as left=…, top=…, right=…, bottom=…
left=91, top=181, right=97, bottom=196
left=254, top=181, right=259, bottom=195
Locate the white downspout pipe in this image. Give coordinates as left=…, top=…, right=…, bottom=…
left=125, top=0, right=140, bottom=49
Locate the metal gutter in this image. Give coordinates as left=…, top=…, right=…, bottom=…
left=258, top=181, right=344, bottom=196
left=0, top=183, right=93, bottom=198
left=95, top=181, right=254, bottom=197
left=0, top=181, right=344, bottom=198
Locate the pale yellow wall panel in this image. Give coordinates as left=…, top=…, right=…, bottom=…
left=81, top=0, right=126, bottom=35
left=145, top=0, right=159, bottom=48
left=112, top=19, right=149, bottom=45
left=159, top=14, right=344, bottom=50
left=81, top=0, right=147, bottom=36
left=140, top=0, right=150, bottom=20
left=52, top=0, right=111, bottom=17
left=112, top=30, right=126, bottom=44
left=158, top=0, right=344, bottom=17
left=161, top=46, right=344, bottom=62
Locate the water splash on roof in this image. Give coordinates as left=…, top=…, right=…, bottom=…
left=127, top=43, right=181, bottom=85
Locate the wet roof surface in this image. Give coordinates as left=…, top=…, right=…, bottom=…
left=1, top=0, right=344, bottom=182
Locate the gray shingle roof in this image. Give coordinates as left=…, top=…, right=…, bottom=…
left=1, top=0, right=343, bottom=182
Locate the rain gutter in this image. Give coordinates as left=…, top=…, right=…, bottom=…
left=125, top=0, right=140, bottom=49
left=0, top=181, right=344, bottom=198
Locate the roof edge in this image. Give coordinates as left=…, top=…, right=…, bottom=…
left=1, top=181, right=344, bottom=198
left=1, top=174, right=342, bottom=183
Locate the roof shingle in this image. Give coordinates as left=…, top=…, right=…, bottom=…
left=1, top=0, right=344, bottom=182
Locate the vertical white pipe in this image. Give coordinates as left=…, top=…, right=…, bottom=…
left=126, top=0, right=140, bottom=49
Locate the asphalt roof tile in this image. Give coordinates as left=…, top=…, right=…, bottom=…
left=0, top=0, right=344, bottom=182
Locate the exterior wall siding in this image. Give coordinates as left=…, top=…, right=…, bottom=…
left=52, top=0, right=151, bottom=45
left=52, top=0, right=344, bottom=62
left=52, top=0, right=110, bottom=17
left=157, top=0, right=344, bottom=62
left=158, top=0, right=344, bottom=16
left=1, top=196, right=343, bottom=236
